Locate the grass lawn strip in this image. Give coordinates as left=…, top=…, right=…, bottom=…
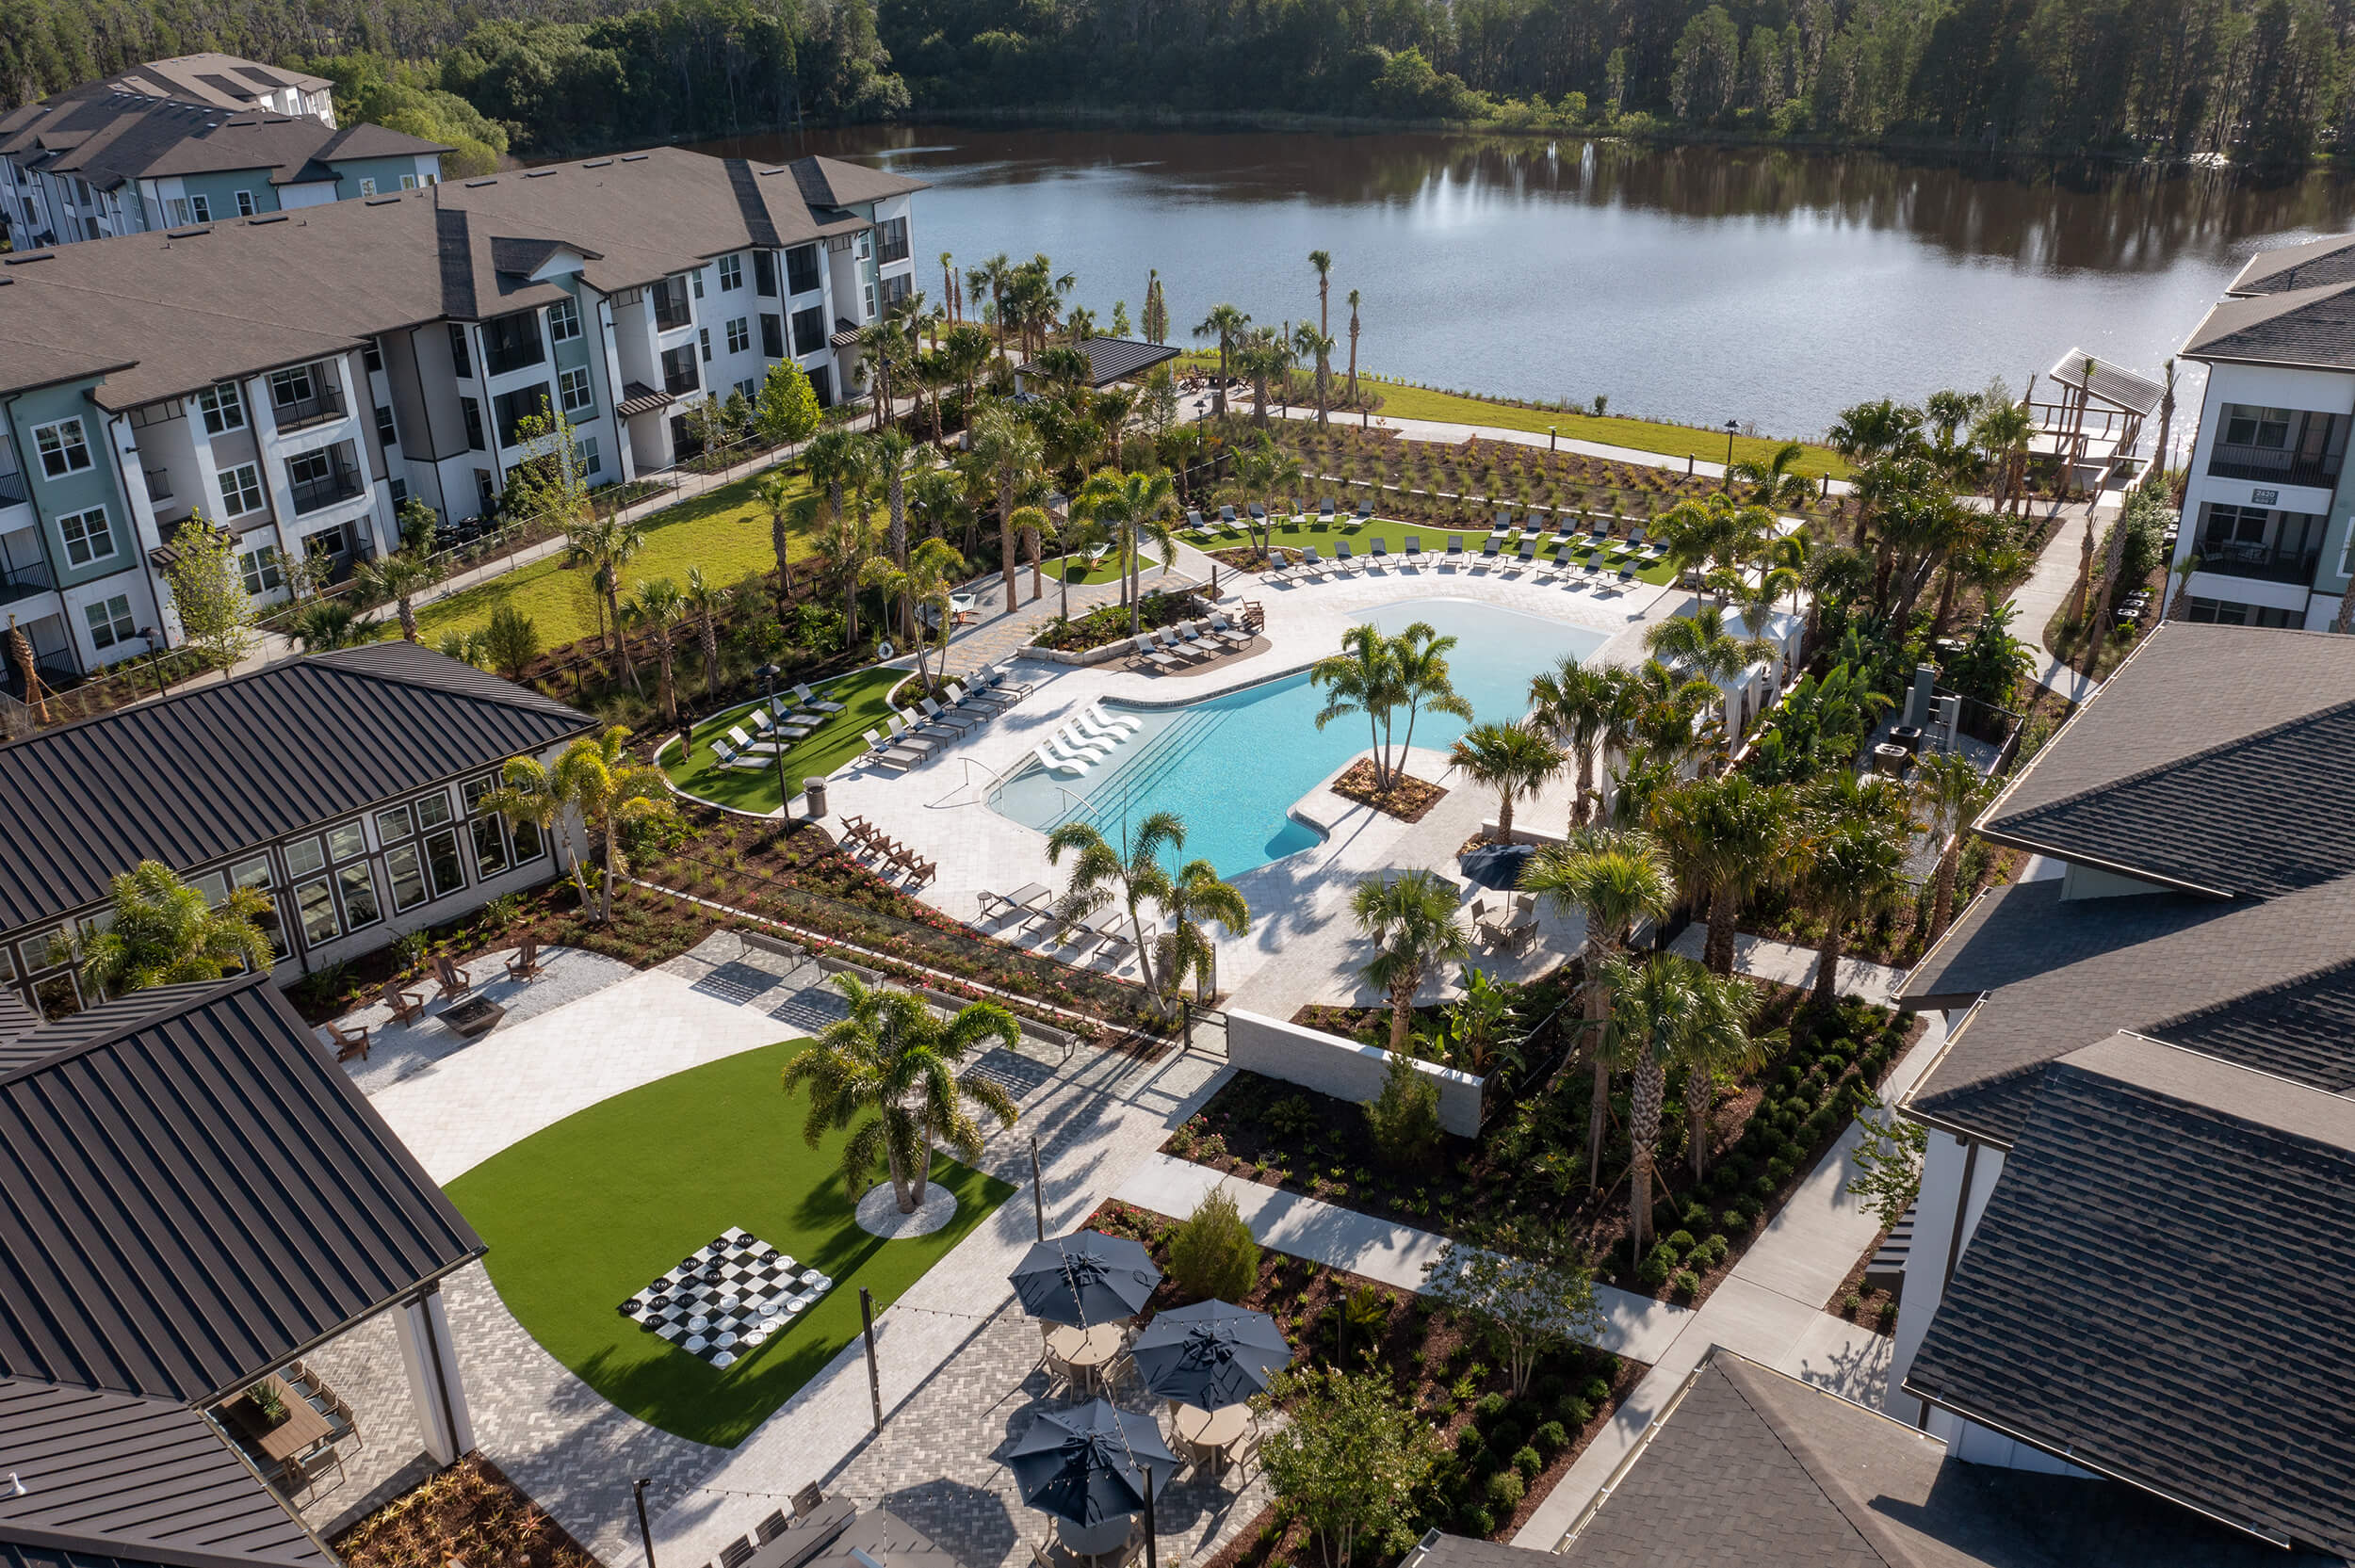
left=1199, top=518, right=1676, bottom=585
left=666, top=664, right=909, bottom=812
left=416, top=469, right=819, bottom=648
left=445, top=1040, right=1015, bottom=1447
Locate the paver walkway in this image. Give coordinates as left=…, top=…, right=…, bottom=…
left=1664, top=929, right=1908, bottom=1008
left=322, top=944, right=637, bottom=1096
left=2006, top=495, right=2111, bottom=703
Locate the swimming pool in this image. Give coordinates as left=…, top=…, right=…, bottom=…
left=988, top=598, right=1612, bottom=879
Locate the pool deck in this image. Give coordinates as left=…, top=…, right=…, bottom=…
left=819, top=545, right=1690, bottom=1009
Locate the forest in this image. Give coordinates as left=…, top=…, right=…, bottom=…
left=0, top=0, right=2347, bottom=170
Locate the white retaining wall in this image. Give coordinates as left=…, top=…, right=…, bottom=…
left=1226, top=1009, right=1485, bottom=1137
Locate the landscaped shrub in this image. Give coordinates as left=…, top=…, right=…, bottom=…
left=1670, top=1269, right=1700, bottom=1299
left=1664, top=1230, right=1696, bottom=1257
left=1456, top=1505, right=1495, bottom=1538
left=1365, top=1048, right=1444, bottom=1166
left=1638, top=1242, right=1678, bottom=1287
left=1558, top=1396, right=1594, bottom=1426
left=1487, top=1418, right=1523, bottom=1454
left=1166, top=1188, right=1260, bottom=1301
left=1454, top=1426, right=1486, bottom=1458
left=1475, top=1392, right=1511, bottom=1420
left=1487, top=1470, right=1526, bottom=1509
left=1582, top=1375, right=1613, bottom=1404
left=1533, top=1420, right=1569, bottom=1456
left=1512, top=1445, right=1543, bottom=1479
left=1533, top=1372, right=1567, bottom=1404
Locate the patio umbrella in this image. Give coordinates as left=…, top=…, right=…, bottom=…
left=1129, top=1300, right=1291, bottom=1410
left=1011, top=1232, right=1162, bottom=1326
left=1009, top=1398, right=1179, bottom=1528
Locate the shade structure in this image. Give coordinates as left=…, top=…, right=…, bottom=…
left=1129, top=1299, right=1292, bottom=1410
left=1009, top=1398, right=1180, bottom=1527
left=1011, top=1231, right=1162, bottom=1326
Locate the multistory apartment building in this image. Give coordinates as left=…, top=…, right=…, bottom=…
left=2177, top=232, right=2355, bottom=629
left=0, top=55, right=438, bottom=248
left=0, top=148, right=922, bottom=690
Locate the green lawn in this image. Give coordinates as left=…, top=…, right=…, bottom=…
left=665, top=664, right=909, bottom=812
left=417, top=469, right=820, bottom=648
left=445, top=1042, right=1016, bottom=1447
left=1198, top=518, right=1677, bottom=585
left=1036, top=547, right=1153, bottom=586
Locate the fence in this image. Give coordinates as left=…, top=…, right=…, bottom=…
left=1226, top=1008, right=1486, bottom=1136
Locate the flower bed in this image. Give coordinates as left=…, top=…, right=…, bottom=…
left=1087, top=1199, right=1640, bottom=1546
left=334, top=1454, right=595, bottom=1568
left=1032, top=590, right=1210, bottom=654
left=1330, top=759, right=1448, bottom=822
left=1169, top=987, right=1922, bottom=1307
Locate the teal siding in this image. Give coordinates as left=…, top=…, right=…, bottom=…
left=176, top=171, right=279, bottom=221
left=3, top=380, right=134, bottom=590
left=328, top=156, right=430, bottom=200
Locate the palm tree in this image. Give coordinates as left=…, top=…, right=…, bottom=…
left=289, top=598, right=385, bottom=652
left=968, top=403, right=1044, bottom=610
left=78, top=860, right=272, bottom=997
left=553, top=725, right=676, bottom=921
left=1643, top=604, right=1773, bottom=687
left=783, top=976, right=1020, bottom=1212
left=1235, top=327, right=1291, bottom=428
left=1521, top=828, right=1672, bottom=1185
left=355, top=550, right=436, bottom=642
left=1344, top=288, right=1362, bottom=406
left=1450, top=721, right=1562, bottom=844
left=755, top=468, right=801, bottom=605
left=943, top=323, right=993, bottom=413
left=1389, top=621, right=1474, bottom=769
left=1622, top=658, right=1724, bottom=768
left=864, top=538, right=966, bottom=692
left=1350, top=870, right=1469, bottom=1055
left=1073, top=465, right=1177, bottom=634
left=1309, top=249, right=1333, bottom=336
left=1790, top=812, right=1910, bottom=1007
left=563, top=514, right=646, bottom=683
left=481, top=753, right=588, bottom=903
left=1728, top=441, right=1815, bottom=514
left=970, top=253, right=1015, bottom=358
left=814, top=471, right=875, bottom=647
left=1829, top=398, right=1923, bottom=467
left=1293, top=323, right=1336, bottom=428
left=627, top=577, right=688, bottom=732
left=1048, top=811, right=1185, bottom=1005
left=1599, top=951, right=1724, bottom=1256
left=1193, top=303, right=1250, bottom=416
left=1913, top=752, right=1990, bottom=946
left=1970, top=397, right=2034, bottom=516
left=1667, top=959, right=1769, bottom=1181
left=1311, top=623, right=1404, bottom=789
left=1648, top=775, right=1796, bottom=975
left=683, top=566, right=726, bottom=691
left=1527, top=659, right=1620, bottom=828
left=1156, top=858, right=1251, bottom=1042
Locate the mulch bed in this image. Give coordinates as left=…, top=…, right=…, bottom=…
left=334, top=1453, right=602, bottom=1568
left=1331, top=759, right=1447, bottom=822
left=1825, top=1223, right=1901, bottom=1336
left=1090, top=1199, right=1640, bottom=1550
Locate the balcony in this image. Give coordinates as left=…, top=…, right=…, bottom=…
left=0, top=556, right=52, bottom=606
left=876, top=227, right=910, bottom=267
left=652, top=279, right=693, bottom=331
left=288, top=461, right=365, bottom=516
left=0, top=469, right=25, bottom=508
left=2206, top=442, right=2343, bottom=492
left=272, top=384, right=349, bottom=435
left=2197, top=536, right=2321, bottom=586
left=660, top=348, right=700, bottom=397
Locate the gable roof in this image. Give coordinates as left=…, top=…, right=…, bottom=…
left=1905, top=1035, right=2355, bottom=1559
left=0, top=970, right=481, bottom=1404
left=2227, top=232, right=2355, bottom=297
left=0, top=1379, right=330, bottom=1568
left=95, top=56, right=331, bottom=111
left=0, top=640, right=591, bottom=938
left=0, top=94, right=436, bottom=202
left=2182, top=280, right=2355, bottom=369
left=2043, top=349, right=2163, bottom=417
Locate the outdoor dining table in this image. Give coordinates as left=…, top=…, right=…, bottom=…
left=223, top=1373, right=333, bottom=1467
left=1172, top=1401, right=1249, bottom=1454
left=1053, top=1514, right=1136, bottom=1560
left=1047, top=1322, right=1127, bottom=1393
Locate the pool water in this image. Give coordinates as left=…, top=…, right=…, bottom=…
left=988, top=599, right=1611, bottom=879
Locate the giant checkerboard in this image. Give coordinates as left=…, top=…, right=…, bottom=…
left=617, top=1228, right=833, bottom=1369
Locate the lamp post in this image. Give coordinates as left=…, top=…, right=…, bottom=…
left=632, top=1478, right=658, bottom=1568
left=1722, top=419, right=1739, bottom=490
left=1549, top=424, right=1558, bottom=453
left=756, top=661, right=789, bottom=818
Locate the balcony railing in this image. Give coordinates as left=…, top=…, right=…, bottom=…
left=2197, top=537, right=2321, bottom=586
left=661, top=354, right=700, bottom=396
left=652, top=282, right=693, bottom=331
left=0, top=557, right=53, bottom=606
left=272, top=385, right=349, bottom=435
left=288, top=464, right=365, bottom=515
left=877, top=229, right=910, bottom=266
left=0, top=469, right=25, bottom=508
left=2206, top=442, right=2343, bottom=491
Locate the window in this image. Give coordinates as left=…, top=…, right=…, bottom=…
left=577, top=435, right=601, bottom=477
left=2201, top=502, right=2270, bottom=546
left=269, top=365, right=317, bottom=410
left=189, top=193, right=211, bottom=221
left=415, top=789, right=454, bottom=830
left=293, top=879, right=339, bottom=945
left=481, top=311, right=545, bottom=376
left=862, top=282, right=876, bottom=320
left=494, top=386, right=552, bottom=446
left=692, top=270, right=706, bottom=299
left=787, top=245, right=820, bottom=295
left=235, top=189, right=255, bottom=217
left=724, top=317, right=751, bottom=355
left=376, top=803, right=414, bottom=843
left=374, top=405, right=398, bottom=449
left=755, top=251, right=778, bottom=297
left=238, top=545, right=282, bottom=594
left=165, top=197, right=188, bottom=226
left=735, top=378, right=758, bottom=401
left=2185, top=596, right=2299, bottom=628
left=718, top=253, right=742, bottom=291
left=761, top=313, right=785, bottom=358
left=400, top=173, right=417, bottom=190
left=197, top=382, right=245, bottom=434
left=424, top=829, right=467, bottom=897
left=285, top=835, right=327, bottom=879
left=358, top=178, right=377, bottom=198
left=384, top=844, right=429, bottom=911
left=470, top=816, right=510, bottom=878
left=475, top=469, right=495, bottom=509
left=389, top=477, right=409, bottom=508
left=336, top=863, right=381, bottom=929
left=461, top=396, right=485, bottom=450
left=363, top=339, right=382, bottom=372
left=218, top=462, right=265, bottom=517
left=661, top=345, right=699, bottom=396
left=558, top=366, right=593, bottom=414
left=447, top=323, right=473, bottom=379
left=699, top=327, right=713, bottom=364
left=58, top=507, right=115, bottom=566
left=32, top=418, right=91, bottom=477
left=791, top=305, right=826, bottom=357
left=327, top=819, right=367, bottom=862
left=880, top=272, right=912, bottom=310
left=2224, top=404, right=2294, bottom=450
left=875, top=215, right=909, bottom=264
left=856, top=232, right=870, bottom=262
left=548, top=296, right=582, bottom=343
left=84, top=592, right=136, bottom=650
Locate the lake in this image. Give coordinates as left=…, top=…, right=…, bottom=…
left=688, top=124, right=2355, bottom=446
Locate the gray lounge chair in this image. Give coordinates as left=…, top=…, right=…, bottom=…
left=1510, top=538, right=1539, bottom=572
left=1355, top=499, right=1374, bottom=521
left=1293, top=546, right=1324, bottom=580
left=1443, top=535, right=1465, bottom=564
left=1184, top=509, right=1207, bottom=533
left=1476, top=535, right=1503, bottom=568
left=1403, top=535, right=1422, bottom=562
left=1218, top=505, right=1239, bottom=527
left=1319, top=497, right=1337, bottom=521
left=1369, top=537, right=1389, bottom=564
left=1495, top=509, right=1513, bottom=533
left=1133, top=635, right=1180, bottom=671
left=1333, top=542, right=1356, bottom=572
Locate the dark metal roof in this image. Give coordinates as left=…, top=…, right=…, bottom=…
left=0, top=641, right=591, bottom=938
left=0, top=971, right=482, bottom=1404
left=0, top=1378, right=329, bottom=1568
left=615, top=381, right=674, bottom=418
left=1558, top=1348, right=2344, bottom=1567
left=2043, top=349, right=2163, bottom=416
left=1020, top=337, right=1179, bottom=389
left=1906, top=1035, right=2355, bottom=1560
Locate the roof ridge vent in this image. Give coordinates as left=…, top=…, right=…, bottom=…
left=464, top=176, right=498, bottom=187
left=619, top=153, right=649, bottom=162
left=583, top=158, right=614, bottom=168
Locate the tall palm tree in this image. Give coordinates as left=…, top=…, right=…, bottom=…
left=1791, top=812, right=1911, bottom=1007
left=784, top=976, right=1020, bottom=1212
left=813, top=464, right=876, bottom=647
left=1389, top=621, right=1474, bottom=769
left=1450, top=721, right=1563, bottom=844
left=563, top=514, right=646, bottom=683
left=1527, top=659, right=1620, bottom=828
left=1308, top=249, right=1333, bottom=336
left=755, top=468, right=801, bottom=605
left=1521, top=828, right=1672, bottom=1185
left=1193, top=303, right=1250, bottom=416
left=1728, top=441, right=1815, bottom=513
left=1293, top=323, right=1336, bottom=428
left=481, top=753, right=589, bottom=902
left=547, top=725, right=675, bottom=922
left=1828, top=398, right=1923, bottom=467
left=967, top=403, right=1045, bottom=609
left=943, top=323, right=993, bottom=413
left=1913, top=752, right=1990, bottom=946
left=863, top=538, right=966, bottom=690
left=1156, top=858, right=1252, bottom=1039
left=1074, top=465, right=1177, bottom=634
left=1048, top=810, right=1185, bottom=1005
left=1599, top=952, right=1727, bottom=1256
left=1344, top=288, right=1362, bottom=406
left=1622, top=657, right=1725, bottom=768
left=1311, top=623, right=1404, bottom=789
left=1970, top=398, right=2034, bottom=515
left=1667, top=962, right=1770, bottom=1180
left=682, top=565, right=725, bottom=691
left=969, top=253, right=1014, bottom=358
left=1350, top=870, right=1469, bottom=1054
left=355, top=550, right=436, bottom=642
left=1648, top=775, right=1796, bottom=975
left=78, top=860, right=272, bottom=998
left=626, top=576, right=688, bottom=732
left=1643, top=604, right=1774, bottom=687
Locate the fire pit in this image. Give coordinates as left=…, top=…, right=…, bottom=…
left=440, top=995, right=508, bottom=1038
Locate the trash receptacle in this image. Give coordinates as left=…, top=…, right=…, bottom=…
left=804, top=776, right=829, bottom=819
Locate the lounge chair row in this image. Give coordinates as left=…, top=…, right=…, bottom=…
left=978, top=882, right=1145, bottom=969
left=1129, top=614, right=1253, bottom=673
left=1031, top=702, right=1144, bottom=778
left=1270, top=532, right=1660, bottom=589
left=837, top=815, right=936, bottom=885
left=864, top=665, right=1034, bottom=774
left=708, top=682, right=849, bottom=771
left=1184, top=497, right=1375, bottom=533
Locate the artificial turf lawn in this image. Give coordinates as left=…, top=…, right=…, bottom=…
left=663, top=664, right=909, bottom=813
left=416, top=468, right=820, bottom=648
left=444, top=1040, right=1016, bottom=1447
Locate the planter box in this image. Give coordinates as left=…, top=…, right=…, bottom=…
left=1226, top=1009, right=1484, bottom=1137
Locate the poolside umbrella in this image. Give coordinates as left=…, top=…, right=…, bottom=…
left=1129, top=1300, right=1292, bottom=1410
left=1011, top=1232, right=1162, bottom=1326
left=1009, top=1398, right=1179, bottom=1527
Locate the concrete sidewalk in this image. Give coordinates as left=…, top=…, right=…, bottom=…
left=2006, top=496, right=2109, bottom=703
left=1665, top=928, right=1908, bottom=1008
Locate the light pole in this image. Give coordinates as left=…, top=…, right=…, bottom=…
left=1722, top=419, right=1739, bottom=490
left=632, top=1478, right=658, bottom=1568
left=1548, top=424, right=1557, bottom=453
left=756, top=661, right=789, bottom=818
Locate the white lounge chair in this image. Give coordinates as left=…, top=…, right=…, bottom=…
left=1083, top=702, right=1142, bottom=735
left=1051, top=723, right=1114, bottom=762
left=1033, top=743, right=1090, bottom=777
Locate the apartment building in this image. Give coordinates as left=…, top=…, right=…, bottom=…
left=2176, top=232, right=2355, bottom=630
left=0, top=56, right=436, bottom=249
left=0, top=147, right=923, bottom=690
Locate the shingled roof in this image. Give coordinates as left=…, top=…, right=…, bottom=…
left=0, top=641, right=591, bottom=939
left=0, top=970, right=482, bottom=1404
left=2228, top=232, right=2355, bottom=297
left=1905, top=1035, right=2355, bottom=1559
left=2183, top=280, right=2355, bottom=370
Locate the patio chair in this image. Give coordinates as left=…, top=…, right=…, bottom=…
left=1178, top=622, right=1223, bottom=658
left=1368, top=537, right=1389, bottom=564
left=1183, top=509, right=1207, bottom=534
left=1443, top=535, right=1465, bottom=564
left=1156, top=628, right=1209, bottom=665
left=793, top=1483, right=825, bottom=1516
left=1627, top=526, right=1648, bottom=546
left=1217, top=504, right=1238, bottom=527
left=920, top=697, right=983, bottom=735
left=1132, top=635, right=1181, bottom=671
left=283, top=1444, right=345, bottom=1500
left=1355, top=499, right=1374, bottom=521
left=1618, top=564, right=1637, bottom=583
left=1084, top=701, right=1143, bottom=735
left=874, top=743, right=926, bottom=774
left=379, top=980, right=428, bottom=1026
left=430, top=955, right=472, bottom=1000
left=504, top=935, right=547, bottom=982
left=1511, top=538, right=1539, bottom=573
left=1495, top=509, right=1514, bottom=533
left=1403, top=535, right=1422, bottom=562
left=1333, top=542, right=1356, bottom=572
left=886, top=715, right=939, bottom=756
left=1295, top=545, right=1324, bottom=579
left=793, top=682, right=846, bottom=714
left=1034, top=743, right=1090, bottom=778
left=757, top=1512, right=790, bottom=1544
left=901, top=707, right=960, bottom=742
left=1247, top=502, right=1267, bottom=525
left=328, top=1020, right=368, bottom=1063
left=720, top=1539, right=756, bottom=1568
left=1319, top=496, right=1337, bottom=521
